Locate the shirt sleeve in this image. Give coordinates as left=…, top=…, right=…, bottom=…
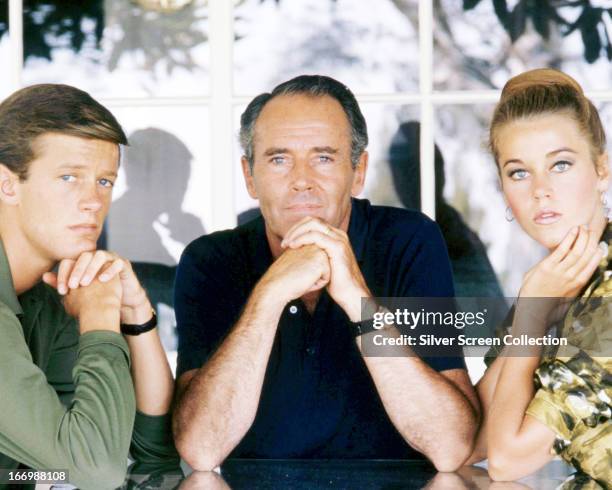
left=45, top=313, right=79, bottom=407
left=129, top=411, right=179, bottom=465
left=525, top=353, right=611, bottom=484
left=395, top=218, right=465, bottom=372
left=45, top=299, right=179, bottom=466
left=0, top=303, right=135, bottom=490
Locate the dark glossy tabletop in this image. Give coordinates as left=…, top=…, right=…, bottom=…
left=124, top=458, right=576, bottom=489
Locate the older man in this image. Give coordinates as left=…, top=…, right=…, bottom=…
left=173, top=75, right=479, bottom=471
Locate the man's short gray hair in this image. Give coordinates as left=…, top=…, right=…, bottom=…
left=239, top=75, right=368, bottom=173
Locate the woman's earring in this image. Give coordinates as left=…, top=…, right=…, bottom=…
left=505, top=206, right=514, bottom=222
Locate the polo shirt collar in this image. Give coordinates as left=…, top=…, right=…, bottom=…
left=0, top=237, right=24, bottom=316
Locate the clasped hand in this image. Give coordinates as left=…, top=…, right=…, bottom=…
left=264, top=216, right=371, bottom=322
left=42, top=250, right=152, bottom=325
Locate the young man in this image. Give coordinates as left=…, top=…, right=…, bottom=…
left=173, top=75, right=480, bottom=471
left=0, top=84, right=176, bottom=489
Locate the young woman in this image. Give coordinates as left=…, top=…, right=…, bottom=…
left=470, top=69, right=611, bottom=488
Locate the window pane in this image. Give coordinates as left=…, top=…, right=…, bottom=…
left=0, top=0, right=11, bottom=99
left=22, top=0, right=210, bottom=98
left=233, top=102, right=419, bottom=220
left=435, top=104, right=545, bottom=295
left=233, top=0, right=419, bottom=96
left=434, top=0, right=612, bottom=91
left=106, top=105, right=209, bottom=265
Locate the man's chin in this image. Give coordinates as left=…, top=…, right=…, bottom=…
left=284, top=208, right=327, bottom=224
left=56, top=241, right=98, bottom=260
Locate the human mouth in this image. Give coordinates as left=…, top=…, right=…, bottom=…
left=69, top=224, right=98, bottom=234
left=533, top=210, right=562, bottom=225
left=285, top=203, right=323, bottom=212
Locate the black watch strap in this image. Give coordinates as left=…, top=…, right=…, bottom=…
left=349, top=305, right=387, bottom=338
left=121, top=309, right=157, bottom=336
left=349, top=316, right=378, bottom=338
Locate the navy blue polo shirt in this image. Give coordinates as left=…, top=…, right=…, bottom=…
left=175, top=198, right=465, bottom=459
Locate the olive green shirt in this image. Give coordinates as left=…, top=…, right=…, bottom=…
left=0, top=240, right=177, bottom=490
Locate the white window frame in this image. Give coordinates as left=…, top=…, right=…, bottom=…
left=8, top=0, right=612, bottom=232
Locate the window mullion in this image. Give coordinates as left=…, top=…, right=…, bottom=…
left=208, top=0, right=236, bottom=232
left=419, top=0, right=435, bottom=219
left=8, top=0, right=23, bottom=91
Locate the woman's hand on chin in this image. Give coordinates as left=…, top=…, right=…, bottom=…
left=517, top=225, right=604, bottom=328
left=520, top=225, right=603, bottom=297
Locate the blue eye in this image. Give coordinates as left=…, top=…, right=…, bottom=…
left=60, top=175, right=76, bottom=182
left=552, top=161, right=572, bottom=172
left=270, top=156, right=286, bottom=165
left=508, top=169, right=528, bottom=181
left=317, top=155, right=332, bottom=163
left=98, top=178, right=114, bottom=188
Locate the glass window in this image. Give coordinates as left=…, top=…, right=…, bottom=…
left=21, top=0, right=210, bottom=98
left=0, top=0, right=11, bottom=99
left=435, top=104, right=546, bottom=295
left=106, top=105, right=210, bottom=265
left=434, top=0, right=612, bottom=91
left=233, top=0, right=419, bottom=96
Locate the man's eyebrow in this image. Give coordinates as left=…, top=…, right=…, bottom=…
left=312, top=146, right=338, bottom=154
left=547, top=147, right=577, bottom=156
left=263, top=147, right=290, bottom=156
left=58, top=164, right=118, bottom=178
left=57, top=163, right=88, bottom=170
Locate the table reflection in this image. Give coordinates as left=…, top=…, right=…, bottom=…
left=173, top=459, right=575, bottom=490
left=179, top=470, right=230, bottom=490
left=122, top=462, right=184, bottom=489
left=119, top=459, right=577, bottom=489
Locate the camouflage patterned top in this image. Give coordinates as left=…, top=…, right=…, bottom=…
left=486, top=223, right=612, bottom=489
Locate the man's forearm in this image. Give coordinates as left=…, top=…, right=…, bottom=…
left=360, top=329, right=479, bottom=471
left=126, top=329, right=174, bottom=415
left=174, top=285, right=285, bottom=470
left=122, top=299, right=174, bottom=416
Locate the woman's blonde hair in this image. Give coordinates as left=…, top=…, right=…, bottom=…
left=489, top=68, right=606, bottom=164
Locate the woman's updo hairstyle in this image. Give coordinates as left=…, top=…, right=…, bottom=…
left=489, top=68, right=606, bottom=165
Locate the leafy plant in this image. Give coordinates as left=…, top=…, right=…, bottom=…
left=463, top=0, right=612, bottom=63
left=0, top=0, right=207, bottom=77
left=0, top=0, right=104, bottom=61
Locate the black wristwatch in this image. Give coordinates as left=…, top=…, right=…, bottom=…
left=349, top=305, right=388, bottom=338
left=120, top=309, right=157, bottom=336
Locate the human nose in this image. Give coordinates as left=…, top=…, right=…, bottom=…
left=290, top=159, right=315, bottom=192
left=532, top=172, right=553, bottom=200
left=79, top=181, right=103, bottom=213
